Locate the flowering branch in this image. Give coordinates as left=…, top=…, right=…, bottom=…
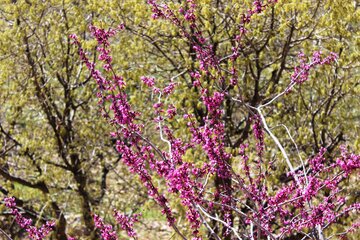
left=3, top=197, right=55, bottom=240
left=65, top=1, right=359, bottom=240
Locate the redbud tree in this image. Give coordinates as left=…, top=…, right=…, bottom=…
left=3, top=1, right=359, bottom=240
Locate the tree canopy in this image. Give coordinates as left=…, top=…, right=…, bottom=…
left=0, top=0, right=359, bottom=239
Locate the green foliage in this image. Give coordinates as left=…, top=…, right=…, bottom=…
left=0, top=0, right=358, bottom=239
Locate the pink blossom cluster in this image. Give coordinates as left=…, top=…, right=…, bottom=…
left=291, top=51, right=338, bottom=84
left=113, top=211, right=140, bottom=238
left=337, top=145, right=360, bottom=175
left=242, top=0, right=278, bottom=25
left=93, top=211, right=140, bottom=239
left=179, top=0, right=196, bottom=23
left=263, top=147, right=360, bottom=237
left=233, top=0, right=278, bottom=60
left=93, top=214, right=118, bottom=240
left=251, top=114, right=264, bottom=156
left=3, top=197, right=55, bottom=240
left=140, top=76, right=155, bottom=87
left=70, top=24, right=183, bottom=236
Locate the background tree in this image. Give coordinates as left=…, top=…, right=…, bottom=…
left=0, top=1, right=149, bottom=239
left=0, top=0, right=359, bottom=239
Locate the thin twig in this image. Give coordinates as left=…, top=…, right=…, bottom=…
left=256, top=108, right=300, bottom=185
left=197, top=205, right=243, bottom=240
left=0, top=228, right=13, bottom=240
